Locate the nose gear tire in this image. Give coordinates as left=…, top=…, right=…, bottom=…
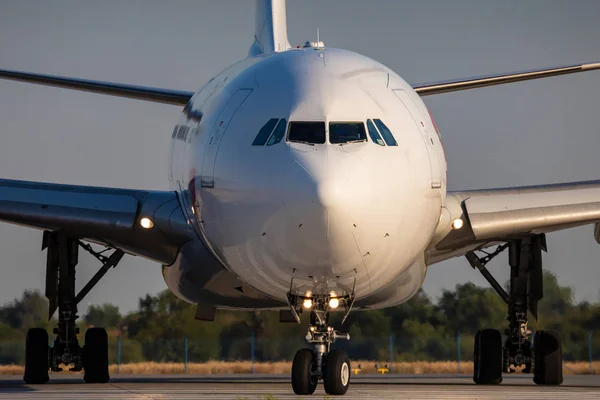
left=473, top=329, right=502, bottom=385
left=292, top=348, right=318, bottom=395
left=324, top=349, right=351, bottom=395
left=23, top=328, right=49, bottom=384
left=83, top=327, right=110, bottom=383
left=533, top=330, right=563, bottom=385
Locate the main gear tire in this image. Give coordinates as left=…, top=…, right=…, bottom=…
left=533, top=330, right=563, bottom=385
left=83, top=327, right=110, bottom=383
left=473, top=329, right=503, bottom=385
left=23, top=328, right=49, bottom=384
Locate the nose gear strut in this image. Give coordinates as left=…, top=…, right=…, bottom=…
left=287, top=283, right=353, bottom=396
left=305, top=300, right=350, bottom=378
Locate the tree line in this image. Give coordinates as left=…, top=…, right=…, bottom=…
left=0, top=271, right=598, bottom=365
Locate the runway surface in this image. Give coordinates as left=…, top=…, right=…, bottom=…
left=0, top=374, right=599, bottom=399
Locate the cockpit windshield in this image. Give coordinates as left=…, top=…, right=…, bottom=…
left=288, top=122, right=326, bottom=144
left=329, top=122, right=367, bottom=144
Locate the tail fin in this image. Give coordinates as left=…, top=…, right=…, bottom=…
left=249, top=0, right=291, bottom=56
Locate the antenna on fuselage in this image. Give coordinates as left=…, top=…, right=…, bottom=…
left=302, top=28, right=325, bottom=49
left=314, top=28, right=324, bottom=49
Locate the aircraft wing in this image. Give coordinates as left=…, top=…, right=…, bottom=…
left=0, top=69, right=194, bottom=105
left=427, top=180, right=600, bottom=264
left=0, top=69, right=199, bottom=264
left=0, top=179, right=195, bottom=265
left=413, top=61, right=600, bottom=96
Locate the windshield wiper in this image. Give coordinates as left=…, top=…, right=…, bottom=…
left=290, top=140, right=316, bottom=146
left=338, top=139, right=366, bottom=145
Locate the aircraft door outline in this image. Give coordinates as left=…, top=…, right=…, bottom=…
left=200, top=89, right=253, bottom=188
left=392, top=89, right=442, bottom=189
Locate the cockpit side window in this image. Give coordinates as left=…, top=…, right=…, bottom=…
left=329, top=122, right=367, bottom=144
left=366, top=120, right=385, bottom=146
left=287, top=122, right=326, bottom=144
left=266, top=118, right=287, bottom=146
left=373, top=119, right=398, bottom=146
left=252, top=118, right=279, bottom=146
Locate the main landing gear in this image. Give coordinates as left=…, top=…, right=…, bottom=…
left=286, top=287, right=353, bottom=395
left=23, top=232, right=123, bottom=384
left=466, top=235, right=563, bottom=386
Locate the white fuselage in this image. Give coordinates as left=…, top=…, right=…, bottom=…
left=169, top=47, right=447, bottom=306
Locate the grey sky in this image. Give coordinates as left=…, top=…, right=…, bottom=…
left=1, top=0, right=599, bottom=314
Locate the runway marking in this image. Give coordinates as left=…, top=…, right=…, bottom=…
left=1, top=387, right=600, bottom=400
left=1, top=375, right=599, bottom=399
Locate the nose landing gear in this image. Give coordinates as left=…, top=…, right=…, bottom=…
left=288, top=288, right=353, bottom=395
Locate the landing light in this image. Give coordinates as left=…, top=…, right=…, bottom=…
left=140, top=217, right=154, bottom=229
left=452, top=218, right=464, bottom=230
left=329, top=298, right=339, bottom=309
left=303, top=299, right=313, bottom=309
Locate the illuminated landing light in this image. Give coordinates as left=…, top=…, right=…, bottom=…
left=452, top=218, right=464, bottom=230
left=303, top=299, right=313, bottom=309
left=140, top=217, right=154, bottom=229
left=329, top=298, right=339, bottom=309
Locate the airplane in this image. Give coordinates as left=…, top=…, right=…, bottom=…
left=1, top=0, right=599, bottom=395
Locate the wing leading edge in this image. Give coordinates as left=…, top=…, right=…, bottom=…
left=413, top=61, right=600, bottom=96
left=0, top=179, right=195, bottom=264
left=427, top=180, right=600, bottom=264
left=0, top=69, right=194, bottom=106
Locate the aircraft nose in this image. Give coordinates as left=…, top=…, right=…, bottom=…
left=316, top=179, right=346, bottom=209
left=290, top=146, right=369, bottom=211
left=276, top=146, right=372, bottom=278
left=288, top=147, right=361, bottom=216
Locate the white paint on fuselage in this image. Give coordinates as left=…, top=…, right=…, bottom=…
left=170, top=47, right=446, bottom=306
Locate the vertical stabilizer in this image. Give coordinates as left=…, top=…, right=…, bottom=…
left=249, top=0, right=291, bottom=56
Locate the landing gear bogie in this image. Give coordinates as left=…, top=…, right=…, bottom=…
left=466, top=236, right=563, bottom=386
left=23, top=232, right=122, bottom=384
left=503, top=337, right=532, bottom=373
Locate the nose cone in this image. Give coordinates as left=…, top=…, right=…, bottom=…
left=317, top=179, right=350, bottom=209
left=276, top=145, right=377, bottom=281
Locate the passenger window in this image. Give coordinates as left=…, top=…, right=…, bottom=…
left=373, top=119, right=398, bottom=146
left=366, top=120, right=385, bottom=146
left=252, top=118, right=279, bottom=146
left=329, top=122, right=367, bottom=144
left=288, top=122, right=326, bottom=144
left=266, top=118, right=287, bottom=146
